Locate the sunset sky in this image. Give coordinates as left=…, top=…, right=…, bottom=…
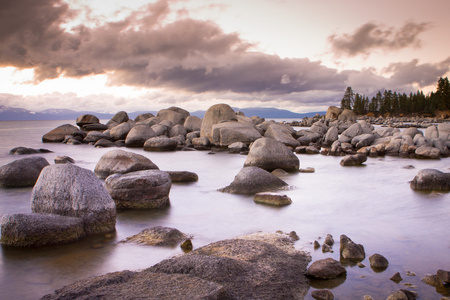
left=1, top=0, right=449, bottom=113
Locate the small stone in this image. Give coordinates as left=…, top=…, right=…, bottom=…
left=289, top=231, right=299, bottom=241
left=311, top=289, right=334, bottom=300
left=421, top=273, right=444, bottom=287
left=314, top=240, right=321, bottom=249
left=369, top=253, right=389, bottom=271
left=180, top=239, right=193, bottom=252
left=357, top=262, right=366, bottom=268
left=406, top=270, right=416, bottom=276
left=324, top=234, right=334, bottom=246
left=403, top=165, right=415, bottom=169
left=253, top=192, right=292, bottom=206
left=390, top=272, right=403, bottom=283
left=299, top=167, right=315, bottom=173
left=322, top=243, right=333, bottom=253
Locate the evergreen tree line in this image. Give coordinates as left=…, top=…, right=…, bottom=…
left=340, top=77, right=450, bottom=116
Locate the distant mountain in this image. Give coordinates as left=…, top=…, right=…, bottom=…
left=0, top=105, right=324, bottom=121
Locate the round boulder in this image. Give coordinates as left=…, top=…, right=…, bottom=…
left=369, top=253, right=389, bottom=271
left=105, top=170, right=171, bottom=209
left=125, top=125, right=156, bottom=148
left=325, top=106, right=342, bottom=120
left=1, top=213, right=84, bottom=247
left=76, top=114, right=100, bottom=127
left=244, top=137, right=300, bottom=172
left=42, top=124, right=86, bottom=143
left=184, top=115, right=202, bottom=132
left=0, top=156, right=50, bottom=187
left=306, top=258, right=347, bottom=279
left=31, top=164, right=116, bottom=235
left=143, top=136, right=178, bottom=151
left=340, top=154, right=367, bottom=166
left=200, top=104, right=238, bottom=142
left=219, top=166, right=288, bottom=195
left=410, top=169, right=450, bottom=191
left=94, top=149, right=159, bottom=179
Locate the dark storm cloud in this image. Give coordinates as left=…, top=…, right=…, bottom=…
left=328, top=21, right=431, bottom=57
left=0, top=0, right=349, bottom=96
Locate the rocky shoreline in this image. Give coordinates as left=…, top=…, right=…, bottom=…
left=0, top=103, right=449, bottom=299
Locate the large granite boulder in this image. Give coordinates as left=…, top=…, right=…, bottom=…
left=338, top=109, right=356, bottom=123
left=184, top=116, right=202, bottom=132
left=410, top=169, right=450, bottom=191
left=121, top=226, right=187, bottom=246
left=165, top=171, right=199, bottom=183
left=219, top=166, right=288, bottom=195
left=324, top=126, right=339, bottom=146
left=42, top=232, right=310, bottom=300
left=210, top=121, right=262, bottom=146
left=200, top=104, right=238, bottom=142
left=340, top=123, right=363, bottom=140
left=110, top=120, right=134, bottom=141
left=415, top=145, right=441, bottom=159
left=105, top=170, right=171, bottom=209
left=340, top=235, right=365, bottom=262
left=31, top=164, right=116, bottom=235
left=402, top=127, right=422, bottom=139
left=425, top=125, right=439, bottom=139
left=143, top=136, right=178, bottom=151
left=125, top=125, right=156, bottom=147
left=157, top=107, right=190, bottom=125
left=42, top=124, right=86, bottom=143
left=244, top=137, right=300, bottom=172
left=1, top=213, right=84, bottom=247
left=94, top=149, right=159, bottom=179
left=351, top=133, right=375, bottom=149
left=83, top=131, right=110, bottom=143
left=0, top=156, right=49, bottom=187
left=264, top=124, right=299, bottom=148
left=325, top=106, right=342, bottom=120
left=110, top=111, right=129, bottom=124
left=76, top=114, right=100, bottom=127
left=306, top=258, right=347, bottom=279
left=134, top=113, right=155, bottom=123
left=438, top=123, right=450, bottom=140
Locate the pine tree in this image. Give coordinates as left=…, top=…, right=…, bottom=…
left=340, top=87, right=354, bottom=110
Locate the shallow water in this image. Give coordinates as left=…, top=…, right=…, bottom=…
left=0, top=120, right=449, bottom=299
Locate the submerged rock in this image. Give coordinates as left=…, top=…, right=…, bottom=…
left=0, top=156, right=49, bottom=187
left=122, top=226, right=188, bottom=246
left=1, top=213, right=84, bottom=247
left=31, top=164, right=116, bottom=235
left=219, top=166, right=288, bottom=195
left=253, top=192, right=292, bottom=206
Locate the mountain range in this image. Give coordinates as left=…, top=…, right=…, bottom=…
left=0, top=105, right=324, bottom=121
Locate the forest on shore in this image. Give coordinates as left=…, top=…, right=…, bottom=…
left=340, top=77, right=450, bottom=117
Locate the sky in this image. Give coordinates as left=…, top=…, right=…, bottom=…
left=0, top=0, right=449, bottom=114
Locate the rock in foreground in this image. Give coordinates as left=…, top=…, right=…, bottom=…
left=0, top=156, right=50, bottom=187
left=31, top=164, right=116, bottom=235
left=410, top=168, right=450, bottom=191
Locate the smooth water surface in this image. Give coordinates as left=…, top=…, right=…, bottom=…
left=0, top=120, right=449, bottom=299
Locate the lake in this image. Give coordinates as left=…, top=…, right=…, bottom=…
left=0, top=119, right=449, bottom=299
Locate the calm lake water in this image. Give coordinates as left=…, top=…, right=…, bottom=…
left=0, top=120, right=449, bottom=299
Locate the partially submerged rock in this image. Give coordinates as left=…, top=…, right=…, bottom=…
left=340, top=234, right=365, bottom=262
left=9, top=147, right=53, bottom=155
left=253, top=192, right=292, bottom=206
left=94, top=149, right=159, bottom=179
left=105, top=170, right=171, bottom=209
left=165, top=171, right=198, bottom=183
left=410, top=169, right=450, bottom=191
left=340, top=154, right=367, bottom=166
left=306, top=258, right=347, bottom=279
left=42, top=124, right=85, bottom=143
left=31, top=164, right=116, bottom=235
left=369, top=253, right=389, bottom=271
left=219, top=166, right=288, bottom=195
left=1, top=213, right=84, bottom=247
left=122, top=226, right=188, bottom=246
left=0, top=156, right=49, bottom=187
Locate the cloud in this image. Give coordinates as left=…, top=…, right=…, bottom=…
left=328, top=21, right=431, bottom=57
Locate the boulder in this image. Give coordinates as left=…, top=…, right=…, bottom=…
left=81, top=123, right=108, bottom=131
left=121, top=226, right=187, bottom=246
left=94, top=138, right=116, bottom=148
left=351, top=134, right=375, bottom=149
left=169, top=124, right=187, bottom=138
left=325, top=106, right=342, bottom=120
left=165, top=171, right=199, bottom=183
left=76, top=114, right=100, bottom=127
left=44, top=232, right=310, bottom=300
left=264, top=124, right=299, bottom=148
left=0, top=213, right=84, bottom=247
left=31, top=164, right=116, bottom=235
left=324, top=127, right=339, bottom=146
left=338, top=109, right=356, bottom=123
left=438, top=123, right=450, bottom=140
left=134, top=113, right=155, bottom=122
left=105, top=170, right=171, bottom=209
left=54, top=156, right=75, bottom=164
left=200, top=104, right=238, bottom=142
left=110, top=120, right=134, bottom=141
left=9, top=147, right=53, bottom=155
left=219, top=166, right=288, bottom=195
left=157, top=107, right=190, bottom=125
left=402, top=127, right=422, bottom=139
left=340, top=154, right=367, bottom=166
left=340, top=235, right=365, bottom=262
left=144, top=136, right=178, bottom=151
left=421, top=274, right=444, bottom=287
left=341, top=123, right=363, bottom=140
left=210, top=121, right=262, bottom=146
left=151, top=123, right=169, bottom=136
left=253, top=192, right=292, bottom=206
left=410, top=169, right=450, bottom=191
left=228, top=142, right=248, bottom=153
left=0, top=156, right=50, bottom=187
left=42, top=124, right=86, bottom=143
left=425, top=125, right=439, bottom=139
left=437, top=269, right=450, bottom=283
left=83, top=131, right=110, bottom=143
left=184, top=116, right=203, bottom=132
left=192, top=137, right=211, bottom=150
left=415, top=145, right=441, bottom=159
left=110, top=111, right=129, bottom=124
left=140, top=117, right=161, bottom=127
left=244, top=137, right=300, bottom=172
left=306, top=258, right=347, bottom=279
left=386, top=290, right=418, bottom=300
left=42, top=271, right=225, bottom=300
left=94, top=149, right=159, bottom=179
left=369, top=254, right=389, bottom=271
left=125, top=125, right=156, bottom=147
